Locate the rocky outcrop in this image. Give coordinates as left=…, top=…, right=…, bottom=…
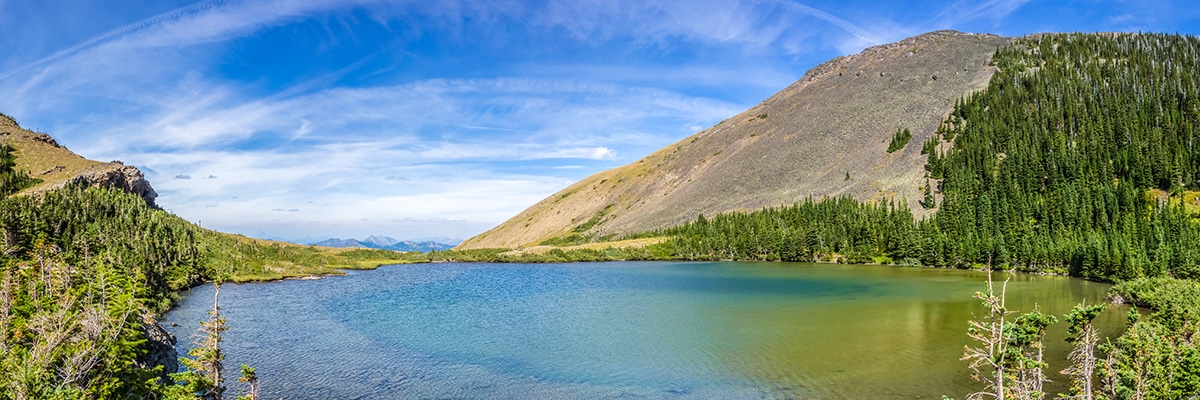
left=4, top=119, right=175, bottom=379
left=68, top=163, right=159, bottom=208
left=137, top=315, right=178, bottom=380
left=29, top=133, right=60, bottom=147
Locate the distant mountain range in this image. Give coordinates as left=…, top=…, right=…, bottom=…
left=310, top=235, right=459, bottom=252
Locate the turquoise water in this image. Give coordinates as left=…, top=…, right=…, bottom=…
left=162, top=262, right=1125, bottom=399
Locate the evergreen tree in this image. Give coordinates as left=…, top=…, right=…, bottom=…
left=888, top=127, right=913, bottom=153
left=237, top=365, right=259, bottom=400
left=169, top=284, right=228, bottom=400
left=924, top=179, right=937, bottom=209
left=1008, top=307, right=1057, bottom=399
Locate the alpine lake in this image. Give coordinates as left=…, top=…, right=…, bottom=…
left=162, top=261, right=1128, bottom=399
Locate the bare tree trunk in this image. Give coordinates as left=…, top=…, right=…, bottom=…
left=1099, top=346, right=1119, bottom=400
left=963, top=270, right=1010, bottom=400
left=204, top=284, right=226, bottom=400
left=0, top=268, right=12, bottom=354
left=1061, top=326, right=1097, bottom=399
left=1060, top=303, right=1105, bottom=400
left=1033, top=340, right=1046, bottom=396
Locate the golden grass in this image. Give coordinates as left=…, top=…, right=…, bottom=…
left=500, top=236, right=669, bottom=256
left=1, top=120, right=416, bottom=284
left=1187, top=191, right=1200, bottom=215
left=1, top=127, right=115, bottom=194
left=461, top=32, right=1012, bottom=250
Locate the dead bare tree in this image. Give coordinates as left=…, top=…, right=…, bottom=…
left=1059, top=302, right=1105, bottom=400
left=1097, top=340, right=1120, bottom=400
left=56, top=298, right=135, bottom=391
left=0, top=268, right=12, bottom=354
left=963, top=269, right=1011, bottom=400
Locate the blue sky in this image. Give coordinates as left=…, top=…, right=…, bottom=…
left=1, top=0, right=1197, bottom=242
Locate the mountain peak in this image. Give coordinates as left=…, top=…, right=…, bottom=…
left=362, top=235, right=399, bottom=247
left=460, top=31, right=1012, bottom=250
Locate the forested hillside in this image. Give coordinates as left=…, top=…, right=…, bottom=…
left=0, top=136, right=406, bottom=398
left=7, top=31, right=1200, bottom=399
left=648, top=33, right=1200, bottom=281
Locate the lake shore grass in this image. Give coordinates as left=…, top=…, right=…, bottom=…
left=212, top=234, right=415, bottom=283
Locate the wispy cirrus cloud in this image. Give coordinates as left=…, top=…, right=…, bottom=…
left=0, top=0, right=224, bottom=81
left=533, top=0, right=890, bottom=57
left=74, top=76, right=743, bottom=154
left=934, top=0, right=1033, bottom=29
left=768, top=0, right=885, bottom=45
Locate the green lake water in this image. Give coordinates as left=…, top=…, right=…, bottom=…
left=162, top=262, right=1126, bottom=399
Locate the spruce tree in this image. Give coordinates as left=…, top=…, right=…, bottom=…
left=924, top=179, right=936, bottom=209
left=168, top=284, right=228, bottom=400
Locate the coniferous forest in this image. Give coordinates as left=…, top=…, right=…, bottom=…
left=408, top=34, right=1200, bottom=398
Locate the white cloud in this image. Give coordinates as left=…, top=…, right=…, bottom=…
left=532, top=0, right=884, bottom=56
left=935, top=0, right=1033, bottom=28
left=0, top=0, right=223, bottom=81
left=533, top=146, right=617, bottom=161
left=10, top=0, right=1179, bottom=241
left=765, top=0, right=884, bottom=46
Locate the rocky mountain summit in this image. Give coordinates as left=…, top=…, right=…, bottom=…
left=460, top=31, right=1012, bottom=250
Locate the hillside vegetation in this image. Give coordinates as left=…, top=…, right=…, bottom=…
left=654, top=32, right=1200, bottom=399
left=6, top=30, right=1200, bottom=398
left=466, top=31, right=1200, bottom=282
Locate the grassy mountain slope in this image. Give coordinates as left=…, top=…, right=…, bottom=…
left=460, top=31, right=1011, bottom=250
left=0, top=114, right=159, bottom=206
left=1, top=113, right=407, bottom=280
